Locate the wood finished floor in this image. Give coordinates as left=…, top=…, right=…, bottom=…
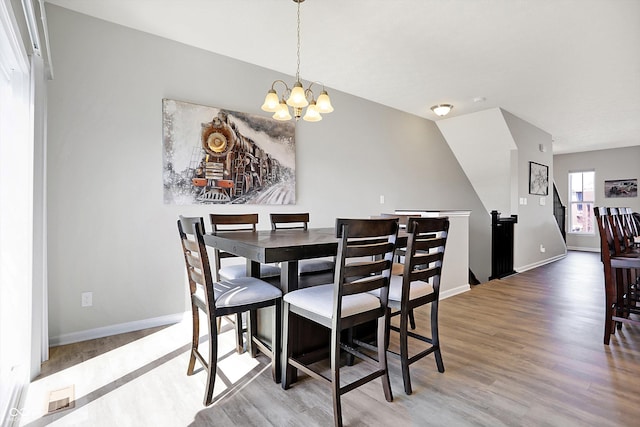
left=18, top=251, right=640, bottom=426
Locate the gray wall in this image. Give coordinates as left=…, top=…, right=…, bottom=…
left=437, top=108, right=566, bottom=276
left=502, top=111, right=566, bottom=270
left=554, top=146, right=640, bottom=251
left=46, top=5, right=489, bottom=342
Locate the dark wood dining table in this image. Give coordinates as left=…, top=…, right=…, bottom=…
left=203, top=227, right=340, bottom=293
left=203, top=226, right=408, bottom=293
left=203, top=226, right=407, bottom=383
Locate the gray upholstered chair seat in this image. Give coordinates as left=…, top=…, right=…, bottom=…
left=298, top=258, right=335, bottom=274
left=195, top=277, right=282, bottom=308
left=370, top=274, right=434, bottom=301
left=284, top=284, right=381, bottom=319
left=219, top=263, right=281, bottom=280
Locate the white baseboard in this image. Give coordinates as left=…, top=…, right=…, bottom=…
left=49, top=312, right=185, bottom=347
left=441, top=284, right=471, bottom=300
left=566, top=246, right=600, bottom=253
left=516, top=252, right=567, bottom=273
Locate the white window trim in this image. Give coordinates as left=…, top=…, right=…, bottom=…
left=567, top=170, right=596, bottom=235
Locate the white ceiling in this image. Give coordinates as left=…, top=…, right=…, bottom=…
left=45, top=0, right=640, bottom=154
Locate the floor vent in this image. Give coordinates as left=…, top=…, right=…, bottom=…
left=46, top=385, right=75, bottom=414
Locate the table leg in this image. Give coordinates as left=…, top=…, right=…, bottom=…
left=247, top=260, right=260, bottom=278
left=280, top=261, right=299, bottom=383
left=280, top=260, right=299, bottom=293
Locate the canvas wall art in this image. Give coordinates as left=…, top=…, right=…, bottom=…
left=604, top=179, right=637, bottom=198
left=162, top=99, right=296, bottom=205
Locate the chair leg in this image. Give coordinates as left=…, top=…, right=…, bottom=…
left=247, top=309, right=257, bottom=357
left=204, top=310, right=218, bottom=406
left=188, top=302, right=199, bottom=375
left=431, top=301, right=445, bottom=373
left=345, top=327, right=355, bottom=366
left=399, top=308, right=412, bottom=395
left=330, top=327, right=343, bottom=427
left=408, top=309, right=416, bottom=330
left=604, top=269, right=617, bottom=345
left=235, top=312, right=245, bottom=354
left=604, top=302, right=614, bottom=345
left=384, top=308, right=392, bottom=350
left=377, top=314, right=393, bottom=402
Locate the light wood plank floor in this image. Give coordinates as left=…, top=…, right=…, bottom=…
left=18, top=251, right=640, bottom=426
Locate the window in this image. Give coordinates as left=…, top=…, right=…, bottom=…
left=568, top=171, right=595, bottom=234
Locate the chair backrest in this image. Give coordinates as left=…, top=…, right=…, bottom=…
left=209, top=213, right=259, bottom=232
left=177, top=216, right=216, bottom=312
left=333, top=218, right=399, bottom=327
left=594, top=208, right=616, bottom=261
left=620, top=207, right=639, bottom=245
left=270, top=213, right=310, bottom=231
left=401, top=217, right=450, bottom=299
left=209, top=213, right=259, bottom=281
left=606, top=207, right=634, bottom=254
left=379, top=213, right=420, bottom=228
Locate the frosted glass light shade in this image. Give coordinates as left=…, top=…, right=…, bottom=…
left=286, top=82, right=309, bottom=108
left=261, top=90, right=279, bottom=112
left=303, top=101, right=322, bottom=122
left=316, top=90, right=334, bottom=113
left=273, top=101, right=292, bottom=121
left=431, top=104, right=453, bottom=116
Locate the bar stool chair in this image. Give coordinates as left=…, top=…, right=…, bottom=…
left=382, top=216, right=449, bottom=394
left=177, top=216, right=282, bottom=405
left=209, top=213, right=281, bottom=280
left=379, top=213, right=422, bottom=329
left=209, top=213, right=281, bottom=353
left=270, top=212, right=335, bottom=275
left=281, top=218, right=399, bottom=427
left=594, top=209, right=640, bottom=344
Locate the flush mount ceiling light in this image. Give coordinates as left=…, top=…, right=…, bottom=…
left=431, top=104, right=453, bottom=117
left=261, top=0, right=333, bottom=122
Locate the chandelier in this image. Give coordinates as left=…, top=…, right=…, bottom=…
left=261, top=0, right=334, bottom=122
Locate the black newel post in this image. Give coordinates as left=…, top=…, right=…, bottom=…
left=489, top=210, right=518, bottom=280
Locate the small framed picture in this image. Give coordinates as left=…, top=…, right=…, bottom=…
left=604, top=179, right=637, bottom=198
left=529, top=161, right=548, bottom=196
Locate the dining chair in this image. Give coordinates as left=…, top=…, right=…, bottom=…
left=607, top=208, right=637, bottom=255
left=620, top=207, right=640, bottom=249
left=281, top=217, right=399, bottom=427
left=377, top=216, right=449, bottom=394
left=594, top=208, right=640, bottom=344
left=270, top=212, right=335, bottom=275
left=177, top=216, right=282, bottom=405
left=209, top=213, right=281, bottom=352
left=209, top=213, right=281, bottom=280
left=378, top=213, right=422, bottom=329
left=606, top=208, right=640, bottom=309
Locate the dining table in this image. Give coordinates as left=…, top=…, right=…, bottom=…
left=203, top=226, right=408, bottom=293
left=204, top=227, right=340, bottom=293
left=203, top=225, right=408, bottom=383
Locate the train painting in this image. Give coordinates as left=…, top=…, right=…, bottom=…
left=162, top=99, right=296, bottom=205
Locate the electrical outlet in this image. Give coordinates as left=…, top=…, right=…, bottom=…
left=379, top=195, right=385, bottom=204
left=81, top=292, right=93, bottom=307
left=539, top=244, right=546, bottom=253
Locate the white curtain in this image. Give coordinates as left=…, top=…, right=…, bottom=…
left=0, top=0, right=39, bottom=422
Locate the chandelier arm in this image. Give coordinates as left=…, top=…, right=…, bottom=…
left=304, top=87, right=324, bottom=103
left=305, top=81, right=325, bottom=94
left=271, top=79, right=291, bottom=92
